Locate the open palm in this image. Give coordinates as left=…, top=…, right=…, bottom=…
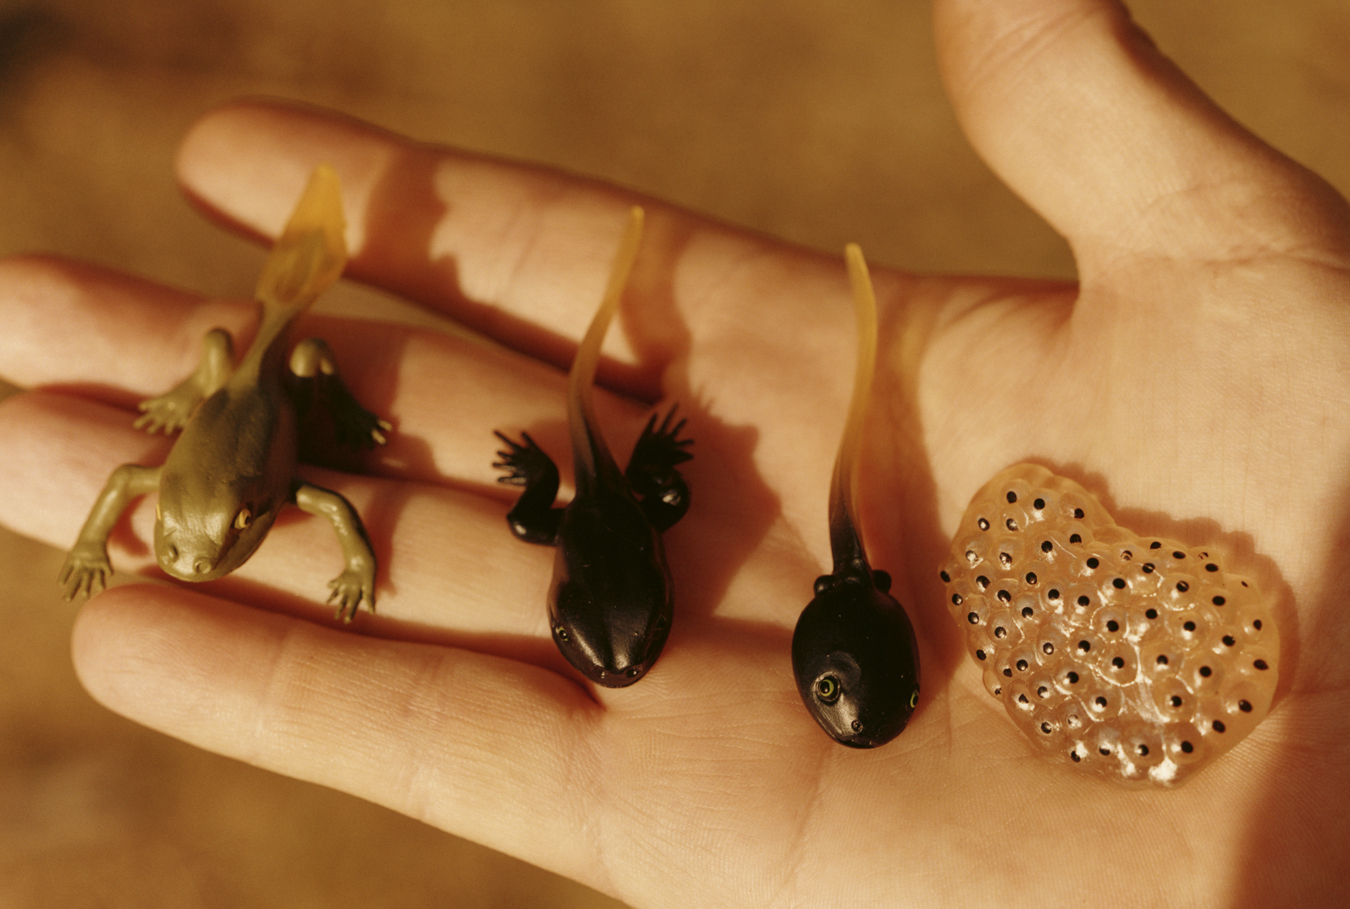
left=1, top=1, right=1347, bottom=906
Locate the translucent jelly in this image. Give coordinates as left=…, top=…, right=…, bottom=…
left=940, top=463, right=1279, bottom=787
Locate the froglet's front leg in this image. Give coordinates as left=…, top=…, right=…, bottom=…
left=293, top=481, right=377, bottom=622
left=134, top=328, right=234, bottom=434
left=58, top=464, right=161, bottom=599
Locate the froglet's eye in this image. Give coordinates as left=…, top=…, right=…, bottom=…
left=234, top=507, right=253, bottom=530
left=815, top=675, right=841, bottom=704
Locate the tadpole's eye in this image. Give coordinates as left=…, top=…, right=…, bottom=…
left=909, top=688, right=920, bottom=709
left=815, top=675, right=841, bottom=704
left=234, top=507, right=253, bottom=530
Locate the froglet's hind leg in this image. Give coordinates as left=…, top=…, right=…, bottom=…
left=134, top=328, right=234, bottom=434
left=492, top=431, right=564, bottom=545
left=292, top=481, right=377, bottom=622
left=625, top=405, right=693, bottom=532
left=289, top=337, right=391, bottom=449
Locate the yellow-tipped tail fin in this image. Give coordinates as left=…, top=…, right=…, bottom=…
left=255, top=164, right=348, bottom=312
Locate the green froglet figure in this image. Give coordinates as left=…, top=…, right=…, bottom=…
left=58, top=164, right=390, bottom=621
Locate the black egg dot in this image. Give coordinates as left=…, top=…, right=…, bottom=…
left=1002, top=668, right=1012, bottom=678
left=1213, top=596, right=1226, bottom=606
left=1157, top=655, right=1170, bottom=666
left=1253, top=620, right=1263, bottom=630
left=1070, top=751, right=1081, bottom=763
left=1016, top=659, right=1028, bottom=671
left=1006, top=491, right=1018, bottom=503
left=1112, top=578, right=1126, bottom=589
left=1042, top=642, right=1055, bottom=655
left=1017, top=693, right=1029, bottom=704
left=1150, top=541, right=1163, bottom=550
left=1077, top=640, right=1091, bottom=652
left=976, top=575, right=989, bottom=589
left=1066, top=671, right=1079, bottom=684
left=1040, top=722, right=1052, bottom=734
left=1205, top=563, right=1219, bottom=573
left=1073, top=508, right=1085, bottom=519
left=994, top=626, right=1008, bottom=639
left=1006, top=518, right=1019, bottom=531
left=1181, top=740, right=1194, bottom=754
left=1041, top=540, right=1053, bottom=553
left=1142, top=563, right=1155, bottom=574
left=1213, top=720, right=1226, bottom=733
left=1199, top=665, right=1213, bottom=677
left=1034, top=498, right=1046, bottom=510
left=952, top=593, right=963, bottom=605
left=978, top=518, right=990, bottom=531
left=1025, top=572, right=1038, bottom=584
left=1173, top=551, right=1185, bottom=559
left=1037, top=685, right=1049, bottom=698
left=939, top=570, right=951, bottom=582
left=1121, top=550, right=1133, bottom=561
left=1222, top=635, right=1236, bottom=647
left=1086, top=557, right=1100, bottom=569
left=1111, top=656, right=1125, bottom=669
left=967, top=612, right=980, bottom=624
left=1048, top=588, right=1061, bottom=600
left=1254, top=659, right=1269, bottom=671
left=1169, top=695, right=1183, bottom=708
left=1077, top=595, right=1091, bottom=607
left=1094, top=696, right=1107, bottom=708
left=997, top=589, right=1011, bottom=602
left=1238, top=700, right=1252, bottom=712
left=1106, top=619, right=1120, bottom=633
left=994, top=687, right=1002, bottom=695
left=1146, top=608, right=1159, bottom=620
left=1183, top=620, right=1196, bottom=632
left=1099, top=747, right=1112, bottom=756
left=1070, top=533, right=1083, bottom=544
left=1176, top=581, right=1190, bottom=592
left=976, top=649, right=987, bottom=661
left=1137, top=744, right=1150, bottom=757
left=1022, top=606, right=1034, bottom=618
left=999, top=552, right=1012, bottom=567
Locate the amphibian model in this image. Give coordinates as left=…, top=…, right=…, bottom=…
left=58, top=164, right=389, bottom=621
left=940, top=463, right=1280, bottom=786
left=791, top=245, right=920, bottom=748
left=494, top=206, right=692, bottom=688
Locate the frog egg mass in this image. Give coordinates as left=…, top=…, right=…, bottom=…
left=940, top=463, right=1279, bottom=787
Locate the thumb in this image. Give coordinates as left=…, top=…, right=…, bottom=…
left=933, top=0, right=1350, bottom=277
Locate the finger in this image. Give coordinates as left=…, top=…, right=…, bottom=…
left=933, top=0, right=1350, bottom=273
left=69, top=585, right=617, bottom=892
left=173, top=99, right=851, bottom=398
left=0, top=255, right=655, bottom=490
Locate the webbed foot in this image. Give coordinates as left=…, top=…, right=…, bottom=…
left=58, top=543, right=112, bottom=601
left=492, top=431, right=563, bottom=544
left=134, top=327, right=233, bottom=433
left=626, top=405, right=693, bottom=531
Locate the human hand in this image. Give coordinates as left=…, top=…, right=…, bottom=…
left=2, top=0, right=1348, bottom=905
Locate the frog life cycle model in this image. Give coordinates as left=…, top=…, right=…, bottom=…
left=791, top=245, right=921, bottom=748
left=59, top=165, right=390, bottom=621
left=940, top=463, right=1280, bottom=787
left=494, top=207, right=693, bottom=689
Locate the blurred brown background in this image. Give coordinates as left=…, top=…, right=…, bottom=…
left=0, top=1, right=1346, bottom=906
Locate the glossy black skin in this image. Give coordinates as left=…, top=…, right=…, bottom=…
left=494, top=408, right=691, bottom=687
left=792, top=555, right=921, bottom=747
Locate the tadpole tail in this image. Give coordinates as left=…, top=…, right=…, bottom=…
left=827, top=243, right=879, bottom=573
left=567, top=206, right=645, bottom=490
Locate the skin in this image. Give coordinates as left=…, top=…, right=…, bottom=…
left=2, top=0, right=1349, bottom=905
left=792, top=245, right=921, bottom=747
left=494, top=208, right=693, bottom=687
left=56, top=166, right=389, bottom=621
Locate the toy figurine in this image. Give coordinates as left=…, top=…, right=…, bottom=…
left=59, top=165, right=389, bottom=621
left=791, top=245, right=920, bottom=747
left=494, top=207, right=692, bottom=688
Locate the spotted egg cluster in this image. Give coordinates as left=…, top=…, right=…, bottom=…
left=940, top=463, right=1279, bottom=787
